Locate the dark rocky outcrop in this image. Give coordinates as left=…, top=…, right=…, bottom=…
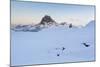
left=40, top=15, right=56, bottom=25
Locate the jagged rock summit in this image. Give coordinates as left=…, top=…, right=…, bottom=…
left=40, top=15, right=56, bottom=26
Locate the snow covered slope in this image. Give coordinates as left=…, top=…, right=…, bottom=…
left=11, top=20, right=95, bottom=66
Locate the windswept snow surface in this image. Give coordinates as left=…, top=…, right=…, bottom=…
left=11, top=21, right=95, bottom=66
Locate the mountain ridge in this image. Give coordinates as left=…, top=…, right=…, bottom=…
left=11, top=15, right=95, bottom=32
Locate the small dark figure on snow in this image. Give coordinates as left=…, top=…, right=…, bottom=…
left=57, top=54, right=60, bottom=56
left=62, top=47, right=66, bottom=51
left=82, top=43, right=90, bottom=47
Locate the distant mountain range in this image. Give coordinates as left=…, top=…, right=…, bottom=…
left=11, top=15, right=95, bottom=32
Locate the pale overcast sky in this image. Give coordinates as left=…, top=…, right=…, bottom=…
left=11, top=0, right=95, bottom=26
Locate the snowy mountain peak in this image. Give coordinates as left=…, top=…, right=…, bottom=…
left=40, top=15, right=56, bottom=25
